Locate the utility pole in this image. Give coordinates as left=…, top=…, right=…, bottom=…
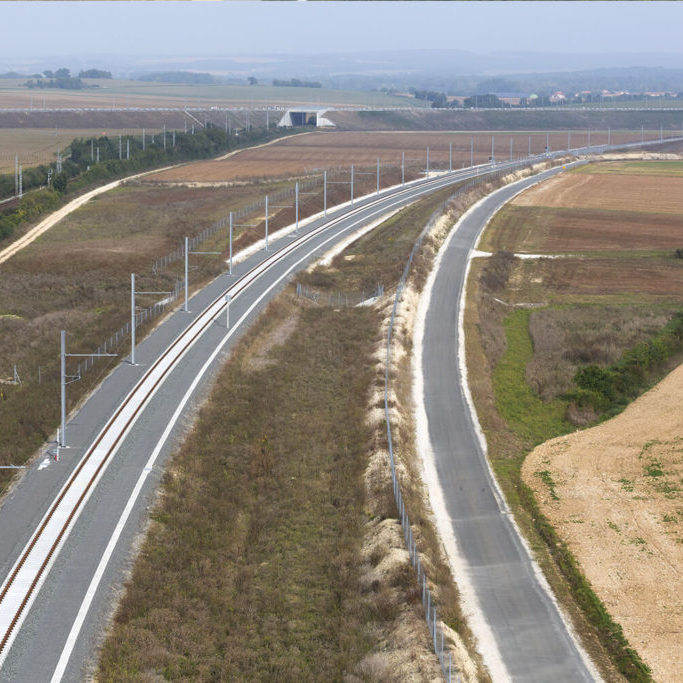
left=491, top=135, right=495, bottom=163
left=163, top=124, right=166, bottom=152
left=295, top=182, right=299, bottom=233
left=449, top=142, right=452, bottom=172
left=130, top=274, right=137, bottom=365
left=225, top=112, right=228, bottom=134
left=470, top=137, right=474, bottom=166
left=172, top=130, right=176, bottom=147
left=660, top=124, right=663, bottom=142
left=142, top=128, right=146, bottom=151
left=266, top=109, right=269, bottom=129
left=18, top=165, right=22, bottom=198
left=546, top=132, right=550, bottom=155
left=401, top=151, right=405, bottom=186
left=14, top=155, right=18, bottom=196
left=323, top=170, right=327, bottom=218
left=376, top=158, right=380, bottom=195
left=265, top=195, right=269, bottom=250
left=528, top=135, right=531, bottom=157
left=426, top=146, right=430, bottom=174
left=641, top=125, right=644, bottom=144
left=96, top=147, right=99, bottom=164
left=60, top=331, right=115, bottom=448
left=91, top=139, right=94, bottom=162
left=126, top=139, right=130, bottom=160
left=228, top=212, right=233, bottom=275
left=184, top=236, right=189, bottom=312
left=350, top=164, right=354, bottom=206
left=608, top=126, right=611, bottom=146
left=509, top=137, right=513, bottom=161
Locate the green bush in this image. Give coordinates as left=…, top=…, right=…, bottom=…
left=569, top=311, right=683, bottom=413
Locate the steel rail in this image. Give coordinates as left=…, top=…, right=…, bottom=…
left=0, top=161, right=497, bottom=664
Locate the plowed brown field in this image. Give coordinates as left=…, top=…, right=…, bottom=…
left=482, top=205, right=683, bottom=253
left=512, top=171, right=683, bottom=214
left=147, top=131, right=644, bottom=184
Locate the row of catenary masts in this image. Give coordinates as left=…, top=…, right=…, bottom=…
left=6, top=123, right=675, bottom=199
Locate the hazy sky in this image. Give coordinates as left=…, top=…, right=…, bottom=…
left=1, top=2, right=682, bottom=59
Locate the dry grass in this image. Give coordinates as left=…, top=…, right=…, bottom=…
left=0, top=177, right=301, bottom=491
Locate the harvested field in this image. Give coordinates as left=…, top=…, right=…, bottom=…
left=512, top=255, right=683, bottom=300
left=0, top=79, right=407, bottom=110
left=481, top=205, right=683, bottom=253
left=522, top=363, right=683, bottom=682
left=512, top=171, right=683, bottom=214
left=147, top=131, right=644, bottom=184
left=0, top=127, right=163, bottom=173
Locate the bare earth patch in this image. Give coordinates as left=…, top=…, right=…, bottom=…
left=512, top=171, right=683, bottom=214
left=522, top=363, right=683, bottom=682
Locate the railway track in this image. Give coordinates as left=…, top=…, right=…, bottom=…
left=0, top=161, right=497, bottom=668
left=1, top=133, right=680, bottom=674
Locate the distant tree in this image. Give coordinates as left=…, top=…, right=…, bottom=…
left=431, top=93, right=448, bottom=108
left=52, top=173, right=68, bottom=193
left=247, top=76, right=258, bottom=86
left=79, top=69, right=112, bottom=79
left=463, top=93, right=507, bottom=108
left=55, top=67, right=70, bottom=79
left=43, top=70, right=54, bottom=79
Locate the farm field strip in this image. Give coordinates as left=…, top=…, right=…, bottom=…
left=149, top=129, right=661, bottom=183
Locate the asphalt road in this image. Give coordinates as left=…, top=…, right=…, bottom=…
left=419, top=164, right=595, bottom=681
left=0, top=162, right=508, bottom=681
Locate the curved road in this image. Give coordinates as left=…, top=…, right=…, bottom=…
left=416, top=164, right=596, bottom=681
left=0, top=161, right=515, bottom=681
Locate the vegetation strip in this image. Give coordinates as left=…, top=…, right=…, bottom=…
left=96, top=186, right=476, bottom=680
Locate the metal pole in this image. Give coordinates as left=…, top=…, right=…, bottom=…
left=376, top=158, right=380, bottom=195
left=295, top=182, right=299, bottom=233
left=608, top=126, right=611, bottom=146
left=163, top=124, right=166, bottom=151
left=546, top=131, right=549, bottom=154
left=184, top=236, right=189, bottom=312
left=401, top=151, right=405, bottom=186
left=142, top=128, right=145, bottom=151
left=119, top=135, right=122, bottom=160
left=14, top=155, right=18, bottom=196
left=350, top=164, right=354, bottom=206
left=449, top=142, right=452, bottom=172
left=660, top=124, right=663, bottom=142
left=126, top=138, right=130, bottom=160
left=426, top=146, right=430, bottom=174
left=60, top=330, right=66, bottom=448
left=323, top=170, right=327, bottom=218
left=491, top=135, right=494, bottom=163
left=229, top=212, right=233, bottom=275
left=131, top=273, right=136, bottom=365
left=509, top=137, right=513, bottom=161
left=225, top=294, right=230, bottom=328
left=641, top=125, right=644, bottom=144
left=470, top=136, right=474, bottom=166
left=265, top=195, right=269, bottom=250
left=528, top=135, right=531, bottom=157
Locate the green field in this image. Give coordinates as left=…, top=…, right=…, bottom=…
left=574, top=160, right=683, bottom=176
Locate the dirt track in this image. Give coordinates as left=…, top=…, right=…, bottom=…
left=522, top=363, right=683, bottom=682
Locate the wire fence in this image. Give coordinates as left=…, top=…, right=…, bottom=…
left=295, top=282, right=384, bottom=307
left=382, top=161, right=533, bottom=681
